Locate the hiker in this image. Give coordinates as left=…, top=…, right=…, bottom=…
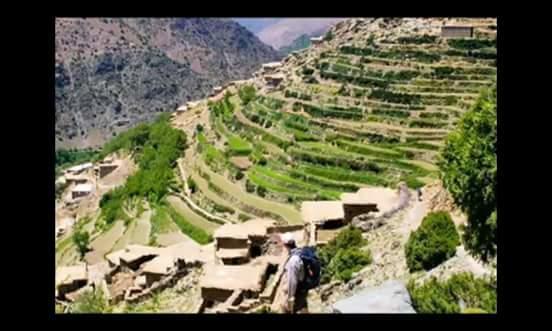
left=271, top=232, right=320, bottom=314
left=417, top=187, right=422, bottom=201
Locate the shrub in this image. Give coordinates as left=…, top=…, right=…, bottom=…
left=235, top=171, right=244, bottom=180
left=407, top=272, right=496, bottom=313
left=319, top=226, right=371, bottom=283
left=73, top=230, right=90, bottom=259
left=397, top=34, right=437, bottom=44
left=302, top=67, right=314, bottom=76
left=213, top=203, right=234, bottom=214
left=71, top=287, right=112, bottom=313
left=187, top=176, right=197, bottom=194
left=257, top=185, right=267, bottom=197
left=245, top=179, right=255, bottom=193
left=447, top=38, right=495, bottom=50
left=328, top=247, right=372, bottom=282
left=405, top=211, right=460, bottom=271
left=238, top=213, right=252, bottom=222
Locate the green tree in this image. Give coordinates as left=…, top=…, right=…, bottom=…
left=238, top=85, right=256, bottom=106
left=73, top=230, right=90, bottom=259
left=257, top=185, right=267, bottom=197
left=405, top=211, right=460, bottom=272
left=187, top=176, right=197, bottom=194
left=439, top=85, right=497, bottom=261
left=246, top=179, right=255, bottom=193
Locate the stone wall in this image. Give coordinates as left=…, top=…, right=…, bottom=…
left=343, top=203, right=378, bottom=223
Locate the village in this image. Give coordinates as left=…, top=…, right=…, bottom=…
left=55, top=18, right=497, bottom=314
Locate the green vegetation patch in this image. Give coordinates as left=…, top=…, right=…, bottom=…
left=408, top=273, right=496, bottom=313
left=405, top=211, right=460, bottom=272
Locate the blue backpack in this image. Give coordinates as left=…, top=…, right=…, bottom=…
left=293, top=246, right=321, bottom=290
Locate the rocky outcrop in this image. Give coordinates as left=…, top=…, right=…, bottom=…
left=332, top=280, right=416, bottom=313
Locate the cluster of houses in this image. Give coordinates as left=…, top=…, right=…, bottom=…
left=55, top=183, right=411, bottom=312
left=55, top=157, right=120, bottom=238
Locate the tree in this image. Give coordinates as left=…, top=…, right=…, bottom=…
left=405, top=211, right=460, bottom=271
left=73, top=230, right=90, bottom=259
left=238, top=85, right=256, bottom=106
left=245, top=179, right=255, bottom=193
left=187, top=176, right=197, bottom=194
left=439, top=85, right=497, bottom=261
left=257, top=185, right=267, bottom=197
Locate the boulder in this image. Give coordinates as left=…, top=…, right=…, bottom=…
left=332, top=280, right=416, bottom=314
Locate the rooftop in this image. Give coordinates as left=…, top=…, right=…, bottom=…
left=176, top=105, right=188, bottom=111
left=56, top=264, right=87, bottom=285
left=341, top=188, right=399, bottom=212
left=118, top=245, right=163, bottom=265
left=200, top=263, right=269, bottom=292
left=215, top=218, right=276, bottom=240
left=141, top=255, right=176, bottom=275
left=216, top=248, right=250, bottom=260
left=262, top=62, right=282, bottom=69
left=72, top=183, right=93, bottom=192
left=264, top=73, right=285, bottom=80
left=67, top=162, right=93, bottom=173
left=229, top=156, right=252, bottom=170
left=301, top=201, right=344, bottom=224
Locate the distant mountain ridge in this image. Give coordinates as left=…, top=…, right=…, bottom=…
left=55, top=18, right=280, bottom=150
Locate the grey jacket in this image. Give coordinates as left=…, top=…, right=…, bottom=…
left=285, top=248, right=305, bottom=300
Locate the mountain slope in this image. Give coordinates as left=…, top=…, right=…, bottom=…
left=256, top=18, right=343, bottom=49
left=232, top=18, right=281, bottom=34
left=55, top=18, right=281, bottom=150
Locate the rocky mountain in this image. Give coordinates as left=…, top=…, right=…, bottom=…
left=55, top=18, right=281, bottom=150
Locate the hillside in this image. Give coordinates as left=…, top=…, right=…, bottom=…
left=256, top=18, right=343, bottom=49
left=55, top=17, right=497, bottom=314
left=278, top=32, right=318, bottom=54
left=55, top=18, right=280, bottom=150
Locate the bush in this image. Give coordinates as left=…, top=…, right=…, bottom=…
left=245, top=179, right=255, bottom=193
left=257, top=185, right=267, bottom=197
left=235, top=171, right=244, bottom=180
left=238, top=85, right=256, bottom=105
left=302, top=67, right=314, bottom=76
left=71, top=287, right=112, bottom=313
left=187, top=176, right=197, bottom=194
left=196, top=124, right=204, bottom=133
left=238, top=213, right=252, bottom=222
left=328, top=247, right=372, bottom=282
left=439, top=86, right=496, bottom=261
left=319, top=226, right=371, bottom=283
left=73, top=230, right=90, bottom=259
left=213, top=203, right=234, bottom=214
left=407, top=272, right=496, bottom=313
left=405, top=211, right=460, bottom=271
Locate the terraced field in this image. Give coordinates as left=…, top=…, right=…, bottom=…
left=179, top=18, right=496, bottom=226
